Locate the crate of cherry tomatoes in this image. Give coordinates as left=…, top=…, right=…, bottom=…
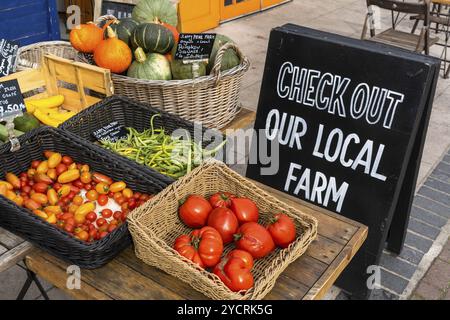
left=0, top=127, right=165, bottom=269
left=127, top=160, right=318, bottom=300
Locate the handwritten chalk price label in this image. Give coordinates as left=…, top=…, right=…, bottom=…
left=0, top=79, right=26, bottom=121
left=0, top=39, right=19, bottom=77
left=175, top=33, right=216, bottom=61
left=92, top=121, right=128, bottom=142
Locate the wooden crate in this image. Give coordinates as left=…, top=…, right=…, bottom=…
left=0, top=54, right=113, bottom=113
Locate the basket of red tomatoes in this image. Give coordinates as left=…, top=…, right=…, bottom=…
left=0, top=126, right=165, bottom=269
left=128, top=160, right=318, bottom=300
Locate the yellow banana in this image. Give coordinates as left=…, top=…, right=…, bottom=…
left=26, top=95, right=65, bottom=109
left=25, top=101, right=36, bottom=114
left=34, top=109, right=62, bottom=127
left=47, top=110, right=76, bottom=122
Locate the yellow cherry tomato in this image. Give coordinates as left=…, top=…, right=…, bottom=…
left=36, top=161, right=49, bottom=174
left=95, top=182, right=110, bottom=195
left=48, top=153, right=62, bottom=169
left=58, top=185, right=71, bottom=198
left=47, top=189, right=58, bottom=205
left=75, top=202, right=96, bottom=216
left=44, top=206, right=62, bottom=215
left=80, top=172, right=92, bottom=184
left=109, top=181, right=126, bottom=193
left=57, top=169, right=80, bottom=184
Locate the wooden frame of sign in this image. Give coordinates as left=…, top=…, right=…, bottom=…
left=246, top=24, right=440, bottom=298
left=93, top=0, right=138, bottom=20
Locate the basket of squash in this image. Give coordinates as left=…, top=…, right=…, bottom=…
left=70, top=0, right=249, bottom=130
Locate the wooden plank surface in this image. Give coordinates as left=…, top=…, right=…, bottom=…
left=25, top=178, right=367, bottom=300
left=0, top=241, right=33, bottom=273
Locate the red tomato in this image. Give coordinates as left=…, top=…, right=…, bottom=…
left=128, top=198, right=137, bottom=210
left=209, top=192, right=236, bottom=208
left=207, top=207, right=239, bottom=244
left=113, top=211, right=122, bottom=220
left=108, top=224, right=117, bottom=233
left=99, top=231, right=109, bottom=239
left=173, top=226, right=223, bottom=268
left=55, top=163, right=68, bottom=176
left=179, top=195, right=212, bottom=228
left=121, top=211, right=128, bottom=221
left=230, top=198, right=259, bottom=224
left=98, top=194, right=108, bottom=206
left=85, top=183, right=93, bottom=191
left=31, top=160, right=41, bottom=169
left=140, top=194, right=151, bottom=202
left=101, top=209, right=113, bottom=219
left=33, top=182, right=49, bottom=194
left=86, top=211, right=97, bottom=222
left=21, top=185, right=31, bottom=195
left=267, top=213, right=297, bottom=248
left=61, top=156, right=73, bottom=165
left=73, top=180, right=84, bottom=189
left=96, top=218, right=107, bottom=227
left=234, top=222, right=275, bottom=259
left=89, top=229, right=98, bottom=240
left=213, top=250, right=254, bottom=292
left=64, top=223, right=75, bottom=233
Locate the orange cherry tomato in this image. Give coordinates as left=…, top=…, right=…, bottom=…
left=56, top=163, right=68, bottom=176
left=80, top=172, right=92, bottom=184
left=86, top=190, right=99, bottom=201
left=5, top=190, right=17, bottom=202
left=47, top=168, right=57, bottom=181
left=31, top=193, right=48, bottom=205
left=31, top=160, right=41, bottom=169
left=34, top=173, right=53, bottom=185
left=68, top=163, right=77, bottom=170
left=58, top=185, right=71, bottom=198
left=75, top=230, right=89, bottom=241
left=0, top=181, right=13, bottom=191
left=109, top=181, right=126, bottom=193
left=13, top=195, right=24, bottom=207
left=33, top=209, right=48, bottom=219
left=48, top=153, right=62, bottom=169
left=62, top=156, right=73, bottom=165
left=92, top=173, right=113, bottom=185
left=36, top=161, right=49, bottom=174
left=44, top=150, right=54, bottom=159
left=5, top=173, right=21, bottom=189
left=57, top=169, right=80, bottom=184
left=44, top=206, right=62, bottom=215
left=27, top=169, right=36, bottom=179
left=0, top=184, right=7, bottom=196
left=73, top=195, right=84, bottom=206
left=24, top=198, right=41, bottom=211
left=122, top=188, right=133, bottom=199
left=80, top=164, right=90, bottom=173
left=68, top=204, right=80, bottom=214
left=95, top=182, right=110, bottom=195
left=98, top=194, right=108, bottom=206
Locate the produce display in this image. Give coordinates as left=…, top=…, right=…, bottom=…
left=69, top=0, right=241, bottom=81
left=0, top=151, right=151, bottom=242
left=100, top=114, right=226, bottom=178
left=174, top=192, right=297, bottom=292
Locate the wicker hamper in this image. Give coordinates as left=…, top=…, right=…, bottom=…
left=127, top=160, right=318, bottom=300
left=17, top=41, right=78, bottom=70
left=60, top=95, right=229, bottom=184
left=0, top=127, right=168, bottom=269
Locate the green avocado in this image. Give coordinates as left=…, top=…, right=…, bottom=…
left=13, top=113, right=40, bottom=132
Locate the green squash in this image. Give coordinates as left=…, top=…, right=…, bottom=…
left=13, top=113, right=40, bottom=132
left=207, top=34, right=240, bottom=74
left=105, top=18, right=139, bottom=46
left=170, top=59, right=206, bottom=80
left=132, top=0, right=178, bottom=26
left=127, top=47, right=172, bottom=81
left=131, top=23, right=174, bottom=54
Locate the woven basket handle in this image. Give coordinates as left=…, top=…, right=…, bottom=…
left=211, top=42, right=247, bottom=86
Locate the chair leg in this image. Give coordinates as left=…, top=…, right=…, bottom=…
left=16, top=260, right=50, bottom=300
left=412, top=19, right=420, bottom=34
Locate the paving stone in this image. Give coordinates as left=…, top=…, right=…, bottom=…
left=423, top=259, right=450, bottom=291
left=435, top=162, right=450, bottom=175
left=0, top=265, right=52, bottom=300
left=380, top=252, right=416, bottom=279
left=380, top=269, right=409, bottom=295
left=397, top=246, right=425, bottom=265
left=431, top=170, right=450, bottom=185
left=410, top=294, right=424, bottom=300
left=425, top=178, right=450, bottom=195
left=413, top=195, right=450, bottom=219
left=369, top=288, right=399, bottom=300
left=410, top=206, right=447, bottom=228
left=408, top=218, right=441, bottom=240
left=414, top=281, right=444, bottom=300
left=444, top=155, right=450, bottom=164
left=417, top=186, right=450, bottom=208
left=445, top=289, right=450, bottom=300
left=439, top=238, right=450, bottom=263
left=405, top=231, right=433, bottom=253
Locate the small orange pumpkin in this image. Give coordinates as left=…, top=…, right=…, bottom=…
left=94, top=26, right=132, bottom=74
left=70, top=23, right=103, bottom=53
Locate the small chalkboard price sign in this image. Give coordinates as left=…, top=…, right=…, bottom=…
left=0, top=39, right=19, bottom=77
left=92, top=121, right=128, bottom=142
left=0, top=79, right=26, bottom=121
left=175, top=34, right=216, bottom=61
left=247, top=25, right=440, bottom=299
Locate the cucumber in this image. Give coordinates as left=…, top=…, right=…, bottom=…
left=0, top=124, right=24, bottom=142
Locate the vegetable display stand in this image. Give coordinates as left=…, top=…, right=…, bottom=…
left=0, top=127, right=168, bottom=269
left=17, top=41, right=78, bottom=70
left=127, top=160, right=318, bottom=300
left=1, top=54, right=113, bottom=113
left=59, top=95, right=228, bottom=184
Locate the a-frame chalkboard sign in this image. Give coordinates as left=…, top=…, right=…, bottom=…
left=246, top=24, right=440, bottom=298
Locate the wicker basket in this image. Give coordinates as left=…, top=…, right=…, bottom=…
left=17, top=41, right=77, bottom=70
left=127, top=160, right=318, bottom=300
left=0, top=126, right=168, bottom=269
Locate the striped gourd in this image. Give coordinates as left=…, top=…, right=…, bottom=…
left=131, top=23, right=174, bottom=54
left=105, top=18, right=139, bottom=46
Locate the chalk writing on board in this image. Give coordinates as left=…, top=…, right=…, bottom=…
left=92, top=121, right=128, bottom=142
left=0, top=79, right=26, bottom=120
left=175, top=34, right=216, bottom=61
left=0, top=39, right=19, bottom=77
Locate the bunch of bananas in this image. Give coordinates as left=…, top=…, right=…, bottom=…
left=25, top=95, right=76, bottom=127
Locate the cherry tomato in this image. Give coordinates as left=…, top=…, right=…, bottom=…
left=267, top=213, right=297, bottom=248
left=24, top=199, right=41, bottom=211
left=109, top=181, right=126, bottom=193
left=73, top=195, right=84, bottom=206
left=95, top=182, right=110, bottom=195
left=140, top=194, right=151, bottom=202
left=89, top=229, right=98, bottom=240
left=128, top=198, right=137, bottom=210
left=60, top=212, right=74, bottom=221
left=121, top=211, right=128, bottom=221
left=110, top=219, right=119, bottom=226
left=53, top=183, right=62, bottom=191
left=21, top=185, right=31, bottom=195
left=64, top=223, right=75, bottom=233
left=86, top=190, right=99, bottom=201
left=66, top=217, right=76, bottom=226
left=179, top=195, right=212, bottom=228
left=19, top=172, right=27, bottom=180
left=57, top=169, right=80, bottom=184
left=62, top=156, right=73, bottom=165
left=86, top=211, right=97, bottom=222
left=57, top=185, right=71, bottom=198
left=92, top=173, right=112, bottom=185
left=80, top=172, right=92, bottom=184
left=67, top=191, right=76, bottom=200
left=98, top=194, right=108, bottom=206
left=113, top=211, right=122, bottom=220
left=80, top=164, right=90, bottom=173
left=31, top=193, right=48, bottom=205
left=99, top=231, right=109, bottom=239
left=121, top=202, right=129, bottom=213
left=133, top=192, right=142, bottom=200
left=207, top=207, right=239, bottom=244
left=36, top=161, right=49, bottom=174
left=33, top=182, right=49, bottom=194
left=101, top=209, right=113, bottom=219
left=73, top=180, right=84, bottom=189
left=96, top=218, right=107, bottom=227
left=48, top=153, right=62, bottom=169
left=55, top=163, right=68, bottom=176
left=108, top=191, right=115, bottom=198
left=230, top=198, right=259, bottom=224
left=27, top=168, right=36, bottom=179
left=5, top=173, right=21, bottom=189
left=43, top=150, right=54, bottom=158
left=115, top=195, right=126, bottom=205
left=31, top=160, right=41, bottom=169
left=107, top=224, right=117, bottom=233
left=75, top=230, right=89, bottom=241
left=74, top=214, right=86, bottom=225
left=122, top=188, right=133, bottom=199
left=85, top=183, right=93, bottom=191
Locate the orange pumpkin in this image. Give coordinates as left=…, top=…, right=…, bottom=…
left=70, top=23, right=103, bottom=53
left=94, top=26, right=132, bottom=74
left=161, top=22, right=180, bottom=43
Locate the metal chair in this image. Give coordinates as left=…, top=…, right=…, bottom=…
left=362, top=0, right=439, bottom=54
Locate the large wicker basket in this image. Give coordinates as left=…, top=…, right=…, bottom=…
left=16, top=41, right=78, bottom=70
left=127, top=160, right=318, bottom=300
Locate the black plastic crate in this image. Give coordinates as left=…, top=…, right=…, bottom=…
left=0, top=126, right=168, bottom=269
left=59, top=95, right=228, bottom=184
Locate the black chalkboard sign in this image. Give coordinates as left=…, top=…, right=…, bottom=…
left=0, top=79, right=26, bottom=121
left=101, top=1, right=134, bottom=19
left=92, top=121, right=128, bottom=142
left=0, top=39, right=19, bottom=77
left=175, top=34, right=216, bottom=61
left=246, top=25, right=440, bottom=299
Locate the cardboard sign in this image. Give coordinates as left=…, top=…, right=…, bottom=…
left=246, top=24, right=440, bottom=298
left=0, top=39, right=19, bottom=77
left=92, top=121, right=128, bottom=142
left=0, top=79, right=26, bottom=121
left=101, top=1, right=134, bottom=19
left=175, top=34, right=216, bottom=61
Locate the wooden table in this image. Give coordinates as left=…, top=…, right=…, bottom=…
left=0, top=108, right=367, bottom=300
